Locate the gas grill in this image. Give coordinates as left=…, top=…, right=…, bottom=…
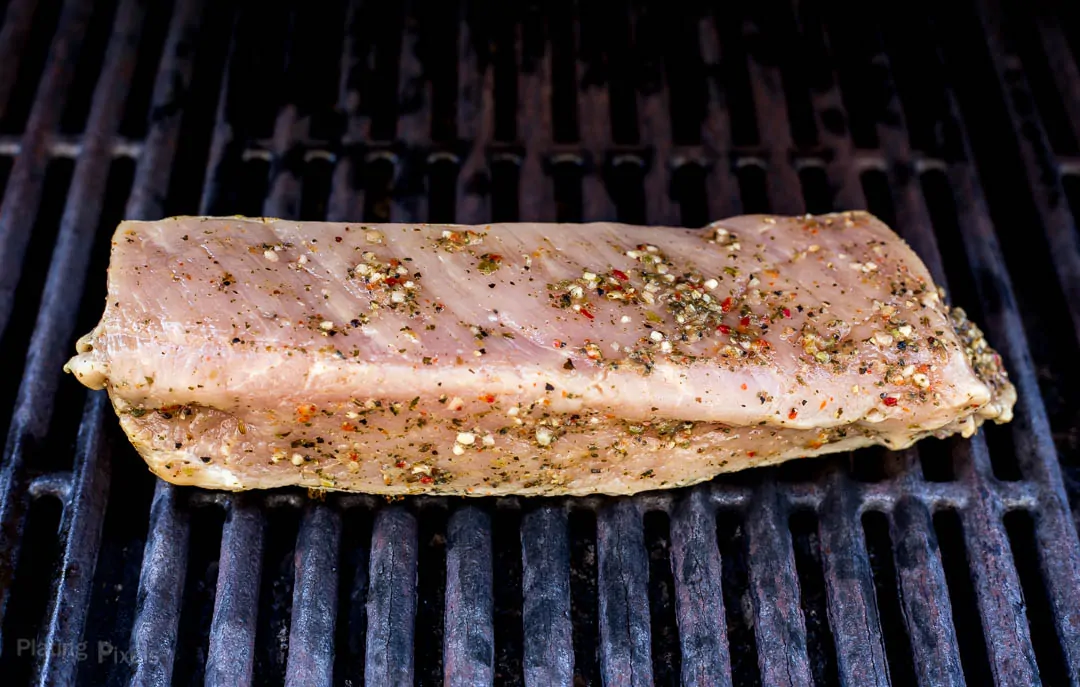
left=0, top=0, right=1079, bottom=684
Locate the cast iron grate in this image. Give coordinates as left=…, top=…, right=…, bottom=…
left=0, top=0, right=1079, bottom=685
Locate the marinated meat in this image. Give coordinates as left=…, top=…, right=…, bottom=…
left=64, top=213, right=1015, bottom=495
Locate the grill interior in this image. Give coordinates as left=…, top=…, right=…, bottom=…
left=1, top=0, right=1080, bottom=684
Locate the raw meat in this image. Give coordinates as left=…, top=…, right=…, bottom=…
left=65, top=212, right=1015, bottom=496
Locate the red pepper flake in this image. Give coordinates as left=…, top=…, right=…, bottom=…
left=820, top=400, right=827, bottom=410
left=747, top=451, right=756, bottom=457
left=481, top=394, right=496, bottom=403
left=420, top=475, right=434, bottom=484
left=580, top=308, right=595, bottom=320
left=718, top=324, right=731, bottom=335
left=340, top=422, right=356, bottom=432
left=740, top=383, right=748, bottom=390
left=553, top=339, right=566, bottom=349
left=296, top=404, right=317, bottom=423
left=721, top=297, right=733, bottom=313
left=334, top=236, right=343, bottom=243
left=612, top=269, right=629, bottom=281
left=348, top=452, right=360, bottom=461
left=739, top=316, right=751, bottom=327
left=395, top=460, right=407, bottom=468
left=783, top=308, right=791, bottom=318
left=883, top=396, right=899, bottom=407
left=788, top=409, right=798, bottom=420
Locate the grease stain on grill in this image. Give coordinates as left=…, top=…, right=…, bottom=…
left=716, top=509, right=762, bottom=687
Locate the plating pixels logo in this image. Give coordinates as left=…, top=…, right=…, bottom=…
left=13, top=638, right=135, bottom=665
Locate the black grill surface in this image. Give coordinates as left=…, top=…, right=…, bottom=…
left=1, top=0, right=1079, bottom=685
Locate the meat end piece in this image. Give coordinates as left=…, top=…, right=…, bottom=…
left=64, top=213, right=1016, bottom=496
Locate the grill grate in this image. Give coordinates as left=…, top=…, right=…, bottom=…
left=1, top=0, right=1080, bottom=685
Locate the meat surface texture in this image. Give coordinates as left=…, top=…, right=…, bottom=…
left=65, top=213, right=1015, bottom=496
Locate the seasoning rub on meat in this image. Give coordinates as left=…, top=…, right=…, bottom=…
left=65, top=213, right=1015, bottom=495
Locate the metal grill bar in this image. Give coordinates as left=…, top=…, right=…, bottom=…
left=958, top=439, right=1041, bottom=682
left=630, top=6, right=676, bottom=226
left=520, top=505, right=573, bottom=686
left=0, top=0, right=38, bottom=115
left=1, top=1, right=1080, bottom=684
left=390, top=0, right=430, bottom=224
left=978, top=0, right=1080, bottom=351
left=791, top=4, right=864, bottom=211
left=1032, top=11, right=1080, bottom=149
left=517, top=17, right=555, bottom=223
left=818, top=469, right=890, bottom=684
left=740, top=9, right=803, bottom=217
left=364, top=506, right=418, bottom=685
left=917, top=1, right=1080, bottom=677
left=745, top=484, right=814, bottom=685
left=0, top=0, right=94, bottom=337
left=697, top=16, right=740, bottom=219
left=668, top=489, right=730, bottom=686
left=596, top=500, right=652, bottom=686
left=33, top=387, right=111, bottom=685
left=285, top=503, right=341, bottom=685
left=443, top=506, right=494, bottom=684
left=574, top=1, right=615, bottom=222
left=326, top=0, right=367, bottom=225
left=128, top=482, right=191, bottom=685
left=0, top=0, right=140, bottom=647
left=120, top=3, right=225, bottom=683
left=455, top=6, right=492, bottom=226
left=205, top=497, right=263, bottom=686
left=891, top=494, right=965, bottom=685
